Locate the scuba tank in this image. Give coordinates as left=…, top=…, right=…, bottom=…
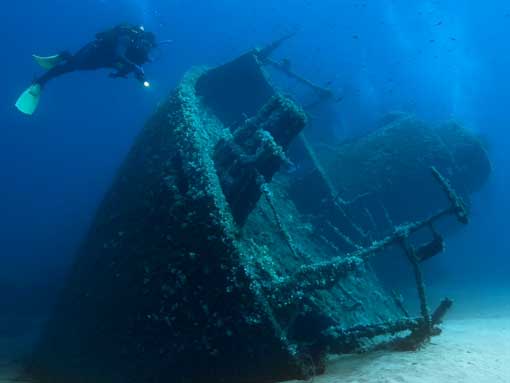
left=96, top=24, right=156, bottom=65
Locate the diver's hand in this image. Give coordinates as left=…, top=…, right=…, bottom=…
left=135, top=68, right=150, bottom=87
left=134, top=66, right=145, bottom=81
left=136, top=73, right=151, bottom=88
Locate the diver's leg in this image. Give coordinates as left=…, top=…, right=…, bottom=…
left=33, top=43, right=100, bottom=86
left=35, top=61, right=76, bottom=87
left=58, top=51, right=73, bottom=62
left=70, top=42, right=110, bottom=70
left=34, top=42, right=110, bottom=86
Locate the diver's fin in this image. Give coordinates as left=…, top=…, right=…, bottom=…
left=15, top=84, right=42, bottom=115
left=32, top=54, right=63, bottom=70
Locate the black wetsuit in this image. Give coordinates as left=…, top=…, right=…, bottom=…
left=35, top=25, right=154, bottom=87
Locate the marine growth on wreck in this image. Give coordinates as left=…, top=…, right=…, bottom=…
left=28, top=45, right=490, bottom=383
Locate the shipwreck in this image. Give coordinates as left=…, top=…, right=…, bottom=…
left=28, top=38, right=490, bottom=383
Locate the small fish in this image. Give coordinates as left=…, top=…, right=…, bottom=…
left=436, top=21, right=443, bottom=26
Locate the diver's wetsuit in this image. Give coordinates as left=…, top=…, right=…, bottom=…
left=35, top=25, right=154, bottom=87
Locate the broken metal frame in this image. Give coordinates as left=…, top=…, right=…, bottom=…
left=255, top=35, right=378, bottom=245
left=323, top=297, right=454, bottom=354
left=263, top=164, right=468, bottom=352
left=299, top=133, right=370, bottom=244
left=254, top=33, right=334, bottom=106
left=253, top=35, right=469, bottom=355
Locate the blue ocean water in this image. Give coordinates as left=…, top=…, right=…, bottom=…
left=0, top=0, right=508, bottom=381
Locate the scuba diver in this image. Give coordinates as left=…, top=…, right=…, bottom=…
left=16, top=24, right=158, bottom=115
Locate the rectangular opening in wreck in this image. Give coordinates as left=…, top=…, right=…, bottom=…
left=195, top=53, right=275, bottom=128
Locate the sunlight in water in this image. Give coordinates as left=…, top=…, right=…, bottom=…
left=131, top=0, right=151, bottom=26
left=2, top=2, right=508, bottom=383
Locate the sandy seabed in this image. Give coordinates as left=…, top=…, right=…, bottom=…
left=1, top=286, right=509, bottom=383
left=286, top=317, right=510, bottom=383
left=285, top=284, right=510, bottom=383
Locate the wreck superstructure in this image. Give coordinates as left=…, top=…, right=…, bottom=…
left=29, top=43, right=490, bottom=383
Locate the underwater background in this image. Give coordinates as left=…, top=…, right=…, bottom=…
left=0, top=1, right=508, bottom=382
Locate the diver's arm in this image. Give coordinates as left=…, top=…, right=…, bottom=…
left=109, top=63, right=144, bottom=80
left=116, top=54, right=145, bottom=78
left=111, top=35, right=145, bottom=80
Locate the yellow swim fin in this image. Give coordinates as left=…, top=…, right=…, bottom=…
left=32, top=54, right=63, bottom=70
left=15, top=84, right=42, bottom=115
